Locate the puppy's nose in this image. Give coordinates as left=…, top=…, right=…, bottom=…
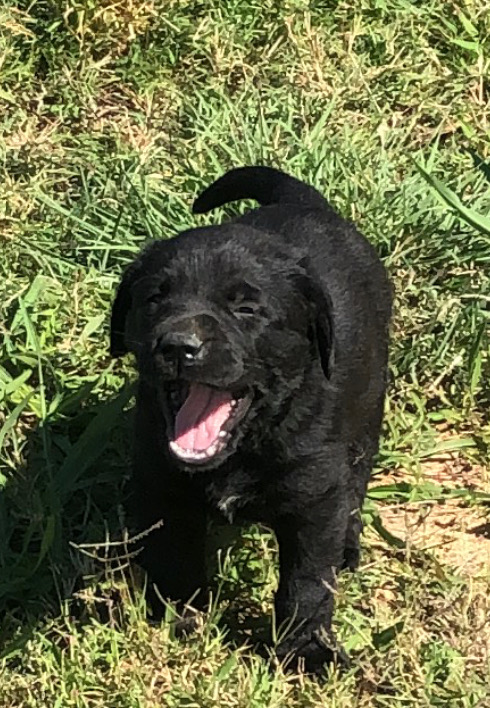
left=158, top=332, right=204, bottom=364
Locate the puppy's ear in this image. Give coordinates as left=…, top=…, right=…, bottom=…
left=110, top=260, right=142, bottom=357
left=292, top=267, right=335, bottom=379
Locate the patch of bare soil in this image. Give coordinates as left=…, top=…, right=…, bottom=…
left=374, top=451, right=490, bottom=576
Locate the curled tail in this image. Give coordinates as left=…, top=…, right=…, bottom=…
left=192, top=166, right=329, bottom=214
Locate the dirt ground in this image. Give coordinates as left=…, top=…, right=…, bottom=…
left=374, top=452, right=490, bottom=577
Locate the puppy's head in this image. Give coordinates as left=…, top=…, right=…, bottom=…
left=111, top=226, right=333, bottom=469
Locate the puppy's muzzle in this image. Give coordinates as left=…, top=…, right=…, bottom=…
left=154, top=312, right=240, bottom=384
left=158, top=331, right=204, bottom=366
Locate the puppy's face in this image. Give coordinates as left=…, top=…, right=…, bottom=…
left=111, top=228, right=332, bottom=469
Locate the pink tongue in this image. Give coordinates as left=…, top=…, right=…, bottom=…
left=174, top=383, right=233, bottom=452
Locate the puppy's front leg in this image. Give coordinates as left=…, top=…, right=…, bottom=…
left=136, top=493, right=208, bottom=621
left=273, top=484, right=349, bottom=675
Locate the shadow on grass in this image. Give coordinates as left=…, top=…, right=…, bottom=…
left=0, top=383, right=135, bottom=654
left=199, top=521, right=277, bottom=659
left=0, top=383, right=278, bottom=664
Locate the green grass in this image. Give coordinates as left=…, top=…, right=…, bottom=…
left=1, top=0, right=489, bottom=705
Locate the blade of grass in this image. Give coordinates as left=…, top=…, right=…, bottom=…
left=415, top=162, right=490, bottom=236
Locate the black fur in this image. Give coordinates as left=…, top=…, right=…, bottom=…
left=110, top=166, right=392, bottom=674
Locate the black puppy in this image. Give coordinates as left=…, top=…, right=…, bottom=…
left=110, top=166, right=392, bottom=674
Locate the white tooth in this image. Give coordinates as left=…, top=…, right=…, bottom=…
left=219, top=430, right=227, bottom=438
left=170, top=438, right=226, bottom=462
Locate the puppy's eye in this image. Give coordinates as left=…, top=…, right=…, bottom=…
left=234, top=303, right=258, bottom=317
left=145, top=282, right=170, bottom=306
left=226, top=282, right=262, bottom=318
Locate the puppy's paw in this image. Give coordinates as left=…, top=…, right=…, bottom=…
left=342, top=545, right=360, bottom=572
left=146, top=595, right=204, bottom=636
left=174, top=606, right=203, bottom=638
left=276, top=629, right=349, bottom=677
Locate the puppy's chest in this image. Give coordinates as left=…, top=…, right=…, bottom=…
left=201, top=466, right=271, bottom=524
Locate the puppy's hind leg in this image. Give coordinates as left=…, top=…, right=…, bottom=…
left=343, top=438, right=378, bottom=571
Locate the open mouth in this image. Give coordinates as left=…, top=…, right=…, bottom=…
left=166, top=381, right=252, bottom=465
